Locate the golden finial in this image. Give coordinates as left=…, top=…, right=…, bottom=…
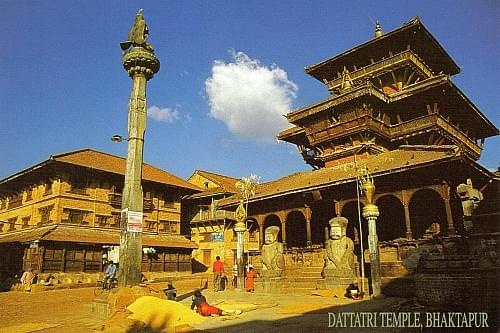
left=374, top=21, right=384, bottom=38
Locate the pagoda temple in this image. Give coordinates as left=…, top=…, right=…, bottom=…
left=185, top=18, right=499, bottom=298
left=279, top=18, right=496, bottom=169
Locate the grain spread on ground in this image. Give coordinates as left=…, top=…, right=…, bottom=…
left=126, top=296, right=205, bottom=332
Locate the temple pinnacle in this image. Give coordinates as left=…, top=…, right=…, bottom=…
left=374, top=21, right=384, bottom=38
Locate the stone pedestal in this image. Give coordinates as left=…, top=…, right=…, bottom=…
left=321, top=268, right=355, bottom=279
left=261, top=276, right=283, bottom=293
left=261, top=269, right=283, bottom=278
left=316, top=277, right=366, bottom=296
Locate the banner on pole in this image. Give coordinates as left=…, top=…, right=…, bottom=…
left=123, top=209, right=143, bottom=232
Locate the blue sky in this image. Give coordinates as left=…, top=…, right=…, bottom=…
left=1, top=1, right=498, bottom=182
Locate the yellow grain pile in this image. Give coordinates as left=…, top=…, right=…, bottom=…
left=126, top=296, right=205, bottom=332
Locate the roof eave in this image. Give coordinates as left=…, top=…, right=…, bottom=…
left=218, top=153, right=461, bottom=208
left=305, top=18, right=460, bottom=80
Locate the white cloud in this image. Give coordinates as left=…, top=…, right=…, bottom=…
left=147, top=105, right=180, bottom=123
left=205, top=51, right=298, bottom=142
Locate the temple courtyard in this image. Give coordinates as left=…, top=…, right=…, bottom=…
left=0, top=280, right=495, bottom=333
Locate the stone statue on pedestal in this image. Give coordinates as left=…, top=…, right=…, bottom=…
left=322, top=217, right=356, bottom=278
left=457, top=179, right=483, bottom=232
left=261, top=226, right=284, bottom=277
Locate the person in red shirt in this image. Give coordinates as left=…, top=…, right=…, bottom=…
left=245, top=266, right=258, bottom=292
left=212, top=256, right=225, bottom=292
left=191, top=289, right=241, bottom=316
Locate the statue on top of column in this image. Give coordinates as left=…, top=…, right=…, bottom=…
left=261, top=226, right=284, bottom=277
left=120, top=9, right=154, bottom=53
left=322, top=216, right=356, bottom=278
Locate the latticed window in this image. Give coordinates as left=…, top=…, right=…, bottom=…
left=63, top=209, right=88, bottom=224
left=96, top=215, right=108, bottom=227
left=163, top=192, right=177, bottom=208
left=8, top=217, right=17, bottom=231
left=68, top=180, right=87, bottom=195
left=145, top=221, right=158, bottom=232
left=39, top=205, right=54, bottom=224
left=110, top=213, right=121, bottom=228
left=159, top=220, right=177, bottom=233
left=22, top=216, right=30, bottom=228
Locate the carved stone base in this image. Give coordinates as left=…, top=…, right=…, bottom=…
left=255, top=276, right=283, bottom=293
left=316, top=277, right=362, bottom=297
left=321, top=267, right=355, bottom=279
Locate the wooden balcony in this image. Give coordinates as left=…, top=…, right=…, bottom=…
left=109, top=193, right=122, bottom=207
left=308, top=114, right=389, bottom=146
left=308, top=113, right=481, bottom=158
left=67, top=187, right=88, bottom=196
left=108, top=193, right=154, bottom=211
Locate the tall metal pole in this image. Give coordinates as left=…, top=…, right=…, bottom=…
left=354, top=151, right=366, bottom=295
left=118, top=10, right=160, bottom=287
left=355, top=176, right=366, bottom=295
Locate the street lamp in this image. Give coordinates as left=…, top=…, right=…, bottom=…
left=111, top=135, right=126, bottom=143
left=234, top=174, right=260, bottom=291
left=358, top=169, right=381, bottom=297
left=234, top=200, right=247, bottom=291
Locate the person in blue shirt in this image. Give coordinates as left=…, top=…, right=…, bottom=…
left=103, top=260, right=117, bottom=289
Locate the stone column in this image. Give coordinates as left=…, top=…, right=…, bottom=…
left=118, top=11, right=160, bottom=287
left=304, top=205, right=312, bottom=247
left=401, top=190, right=413, bottom=239
left=277, top=211, right=287, bottom=248
left=259, top=222, right=264, bottom=248
left=281, top=222, right=287, bottom=249
left=442, top=185, right=456, bottom=235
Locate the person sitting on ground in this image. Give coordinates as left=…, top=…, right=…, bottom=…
left=245, top=267, right=259, bottom=292
left=20, top=268, right=36, bottom=292
left=103, top=260, right=117, bottom=289
left=43, top=274, right=55, bottom=286
left=190, top=289, right=241, bottom=316
left=163, top=280, right=177, bottom=300
left=344, top=281, right=363, bottom=300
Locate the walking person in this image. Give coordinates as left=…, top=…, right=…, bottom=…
left=231, top=263, right=238, bottom=288
left=212, top=256, right=225, bottom=292
left=245, top=267, right=258, bottom=292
